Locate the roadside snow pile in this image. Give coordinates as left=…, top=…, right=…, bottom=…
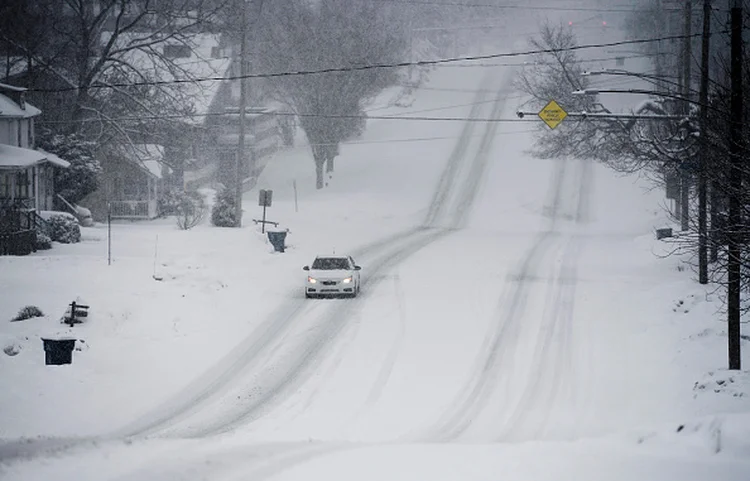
left=10, top=306, right=45, bottom=322
left=693, top=371, right=750, bottom=400
left=629, top=412, right=750, bottom=457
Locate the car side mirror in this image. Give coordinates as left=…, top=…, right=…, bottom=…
left=303, top=266, right=310, bottom=271
left=354, top=266, right=361, bottom=271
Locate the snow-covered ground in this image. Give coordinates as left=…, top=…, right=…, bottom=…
left=1, top=58, right=749, bottom=480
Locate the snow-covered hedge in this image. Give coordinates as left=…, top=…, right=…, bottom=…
left=40, top=211, right=81, bottom=244
left=211, top=188, right=239, bottom=227
left=34, top=231, right=52, bottom=250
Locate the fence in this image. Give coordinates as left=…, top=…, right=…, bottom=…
left=108, top=200, right=156, bottom=219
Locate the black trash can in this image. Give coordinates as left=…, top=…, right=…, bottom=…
left=42, top=338, right=76, bottom=365
left=267, top=231, right=287, bottom=253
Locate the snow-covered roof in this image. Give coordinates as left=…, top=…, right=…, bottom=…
left=0, top=144, right=70, bottom=169
left=0, top=57, right=34, bottom=79
left=122, top=143, right=170, bottom=179
left=109, top=33, right=232, bottom=125
left=0, top=87, right=41, bottom=119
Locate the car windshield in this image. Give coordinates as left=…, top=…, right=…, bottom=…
left=312, top=258, right=350, bottom=270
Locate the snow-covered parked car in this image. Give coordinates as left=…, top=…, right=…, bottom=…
left=303, top=256, right=362, bottom=298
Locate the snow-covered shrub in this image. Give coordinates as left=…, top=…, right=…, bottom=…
left=176, top=190, right=207, bottom=230
left=45, top=213, right=81, bottom=244
left=3, top=343, right=20, bottom=356
left=34, top=231, right=52, bottom=250
left=37, top=130, right=102, bottom=206
left=211, top=187, right=239, bottom=227
left=158, top=187, right=183, bottom=217
left=11, top=305, right=44, bottom=322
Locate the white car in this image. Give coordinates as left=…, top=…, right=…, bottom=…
left=303, top=256, right=362, bottom=298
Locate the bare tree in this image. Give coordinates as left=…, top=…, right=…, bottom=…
left=254, top=0, right=409, bottom=189
left=1, top=0, right=229, bottom=163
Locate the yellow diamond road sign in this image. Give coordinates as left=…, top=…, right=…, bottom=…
left=538, top=99, right=568, bottom=129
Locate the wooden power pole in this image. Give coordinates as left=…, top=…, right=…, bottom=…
left=680, top=0, right=692, bottom=232
left=727, top=0, right=743, bottom=370
left=698, top=0, right=710, bottom=284
left=235, top=0, right=249, bottom=228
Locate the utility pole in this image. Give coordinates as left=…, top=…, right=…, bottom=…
left=698, top=0, right=710, bottom=284
left=680, top=0, right=692, bottom=232
left=727, top=0, right=743, bottom=370
left=235, top=0, right=249, bottom=228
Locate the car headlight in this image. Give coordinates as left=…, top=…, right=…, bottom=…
left=342, top=276, right=352, bottom=284
left=307, top=277, right=317, bottom=284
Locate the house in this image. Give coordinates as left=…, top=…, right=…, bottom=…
left=3, top=32, right=293, bottom=224
left=192, top=48, right=295, bottom=192
left=83, top=144, right=171, bottom=220
left=0, top=82, right=69, bottom=255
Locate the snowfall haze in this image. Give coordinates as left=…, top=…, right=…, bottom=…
left=0, top=1, right=748, bottom=480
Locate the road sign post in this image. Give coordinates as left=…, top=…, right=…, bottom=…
left=258, top=189, right=273, bottom=233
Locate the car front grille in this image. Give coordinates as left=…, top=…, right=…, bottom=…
left=321, top=281, right=337, bottom=286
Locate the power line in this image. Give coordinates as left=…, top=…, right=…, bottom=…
left=36, top=109, right=540, bottom=124
left=376, top=0, right=699, bottom=13
left=437, top=52, right=671, bottom=68
left=314, top=128, right=539, bottom=147
left=26, top=31, right=722, bottom=94
left=366, top=96, right=502, bottom=114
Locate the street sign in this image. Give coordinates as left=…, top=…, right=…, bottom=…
left=259, top=189, right=273, bottom=207
left=538, top=99, right=568, bottom=129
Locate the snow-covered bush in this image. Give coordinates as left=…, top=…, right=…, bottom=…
left=3, top=343, right=21, bottom=356
left=158, top=187, right=183, bottom=217
left=176, top=190, right=208, bottom=230
left=37, top=130, right=102, bottom=206
left=11, top=305, right=44, bottom=322
left=34, top=231, right=52, bottom=250
left=45, top=213, right=81, bottom=244
left=211, top=187, right=239, bottom=227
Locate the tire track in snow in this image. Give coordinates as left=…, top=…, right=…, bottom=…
left=362, top=273, right=408, bottom=407
left=126, top=69, right=511, bottom=441
left=418, top=155, right=592, bottom=442
left=418, top=231, right=562, bottom=442
left=185, top=227, right=454, bottom=438
left=0, top=69, right=512, bottom=465
left=493, top=236, right=582, bottom=441
left=109, top=442, right=354, bottom=481
left=495, top=158, right=592, bottom=441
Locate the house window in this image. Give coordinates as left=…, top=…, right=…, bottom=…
left=0, top=173, right=10, bottom=198
left=15, top=170, right=29, bottom=198
left=211, top=46, right=224, bottom=58
left=123, top=180, right=143, bottom=200
left=163, top=44, right=192, bottom=58
left=17, top=120, right=22, bottom=147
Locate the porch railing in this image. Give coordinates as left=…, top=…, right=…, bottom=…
left=0, top=229, right=36, bottom=256
left=109, top=200, right=156, bottom=219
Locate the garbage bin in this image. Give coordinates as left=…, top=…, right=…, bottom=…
left=267, top=230, right=287, bottom=253
left=41, top=338, right=76, bottom=365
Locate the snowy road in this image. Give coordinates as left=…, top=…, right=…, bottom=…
left=109, top=66, right=513, bottom=441
left=3, top=55, right=749, bottom=480
left=420, top=156, right=593, bottom=443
